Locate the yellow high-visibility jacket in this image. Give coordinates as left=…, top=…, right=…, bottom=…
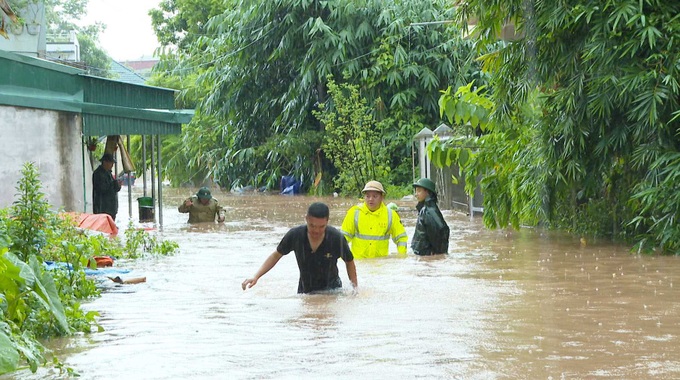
left=341, top=202, right=408, bottom=259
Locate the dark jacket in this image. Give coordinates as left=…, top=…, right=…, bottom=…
left=411, top=197, right=450, bottom=255
left=92, top=165, right=121, bottom=219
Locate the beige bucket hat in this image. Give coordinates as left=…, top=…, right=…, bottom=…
left=362, top=180, right=386, bottom=194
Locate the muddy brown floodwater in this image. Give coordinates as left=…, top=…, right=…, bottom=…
left=5, top=187, right=680, bottom=379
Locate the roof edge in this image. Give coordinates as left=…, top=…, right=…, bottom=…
left=0, top=93, right=194, bottom=124
left=0, top=49, right=84, bottom=75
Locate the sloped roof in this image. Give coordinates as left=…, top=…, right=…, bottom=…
left=109, top=60, right=147, bottom=85
left=122, top=59, right=159, bottom=71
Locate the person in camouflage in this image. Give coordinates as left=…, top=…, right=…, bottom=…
left=178, top=187, right=225, bottom=223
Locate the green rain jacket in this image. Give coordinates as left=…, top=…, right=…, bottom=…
left=411, top=197, right=450, bottom=255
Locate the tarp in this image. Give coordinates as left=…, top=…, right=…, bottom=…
left=61, top=212, right=118, bottom=236
left=44, top=261, right=131, bottom=276
left=280, top=175, right=301, bottom=195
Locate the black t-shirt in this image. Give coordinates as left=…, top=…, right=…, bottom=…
left=277, top=225, right=354, bottom=294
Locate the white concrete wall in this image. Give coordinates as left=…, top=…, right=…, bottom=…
left=0, top=3, right=47, bottom=57
left=0, top=105, right=92, bottom=213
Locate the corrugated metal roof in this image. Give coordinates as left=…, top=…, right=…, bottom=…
left=83, top=75, right=174, bottom=109
left=0, top=50, right=193, bottom=135
left=84, top=115, right=181, bottom=136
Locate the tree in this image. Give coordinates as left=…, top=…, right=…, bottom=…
left=43, top=0, right=87, bottom=33
left=149, top=0, right=227, bottom=54
left=77, top=27, right=111, bottom=77
left=158, top=0, right=477, bottom=192
left=440, top=1, right=680, bottom=253
left=314, top=79, right=390, bottom=196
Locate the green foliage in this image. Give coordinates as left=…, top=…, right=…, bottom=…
left=151, top=0, right=477, bottom=192
left=52, top=356, right=80, bottom=377
left=9, top=163, right=50, bottom=262
left=149, top=0, right=228, bottom=53
left=0, top=251, right=63, bottom=373
left=439, top=83, right=493, bottom=131
left=630, top=151, right=680, bottom=254
left=447, top=0, right=680, bottom=253
left=0, top=320, right=21, bottom=374
left=4, top=253, right=70, bottom=334
left=0, top=163, right=182, bottom=376
left=122, top=222, right=179, bottom=259
left=433, top=84, right=545, bottom=230
left=0, top=163, right=88, bottom=374
left=314, top=79, right=390, bottom=196
left=42, top=0, right=88, bottom=33
left=77, top=32, right=112, bottom=77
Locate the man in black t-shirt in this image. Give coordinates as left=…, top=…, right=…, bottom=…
left=242, top=202, right=358, bottom=294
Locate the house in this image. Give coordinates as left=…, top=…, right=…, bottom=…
left=121, top=57, right=160, bottom=79
left=45, top=30, right=80, bottom=61
left=0, top=50, right=193, bottom=223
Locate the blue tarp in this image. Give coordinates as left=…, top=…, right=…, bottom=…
left=280, top=175, right=301, bottom=195
left=84, top=267, right=131, bottom=276
left=44, top=261, right=130, bottom=276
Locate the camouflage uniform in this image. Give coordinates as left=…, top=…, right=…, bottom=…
left=178, top=196, right=223, bottom=223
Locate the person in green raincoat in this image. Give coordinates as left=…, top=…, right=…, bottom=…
left=411, top=178, right=450, bottom=255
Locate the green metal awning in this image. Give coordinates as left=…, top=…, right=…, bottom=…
left=0, top=49, right=193, bottom=135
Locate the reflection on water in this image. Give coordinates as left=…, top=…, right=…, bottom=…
left=5, top=187, right=680, bottom=379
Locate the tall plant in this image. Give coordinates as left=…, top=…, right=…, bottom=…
left=314, top=80, right=389, bottom=196
left=9, top=163, right=50, bottom=262
left=0, top=162, right=179, bottom=376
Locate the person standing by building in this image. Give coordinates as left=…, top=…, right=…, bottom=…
left=92, top=153, right=122, bottom=220
left=411, top=178, right=450, bottom=256
left=178, top=187, right=225, bottom=223
left=341, top=180, right=408, bottom=259
left=242, top=202, right=358, bottom=294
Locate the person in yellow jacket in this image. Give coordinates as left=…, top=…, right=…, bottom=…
left=341, top=180, right=408, bottom=259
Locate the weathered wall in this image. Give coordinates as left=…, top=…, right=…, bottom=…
left=0, top=3, right=47, bottom=57
left=0, top=105, right=92, bottom=212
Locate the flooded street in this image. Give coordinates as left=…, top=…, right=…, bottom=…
left=6, top=187, right=680, bottom=379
